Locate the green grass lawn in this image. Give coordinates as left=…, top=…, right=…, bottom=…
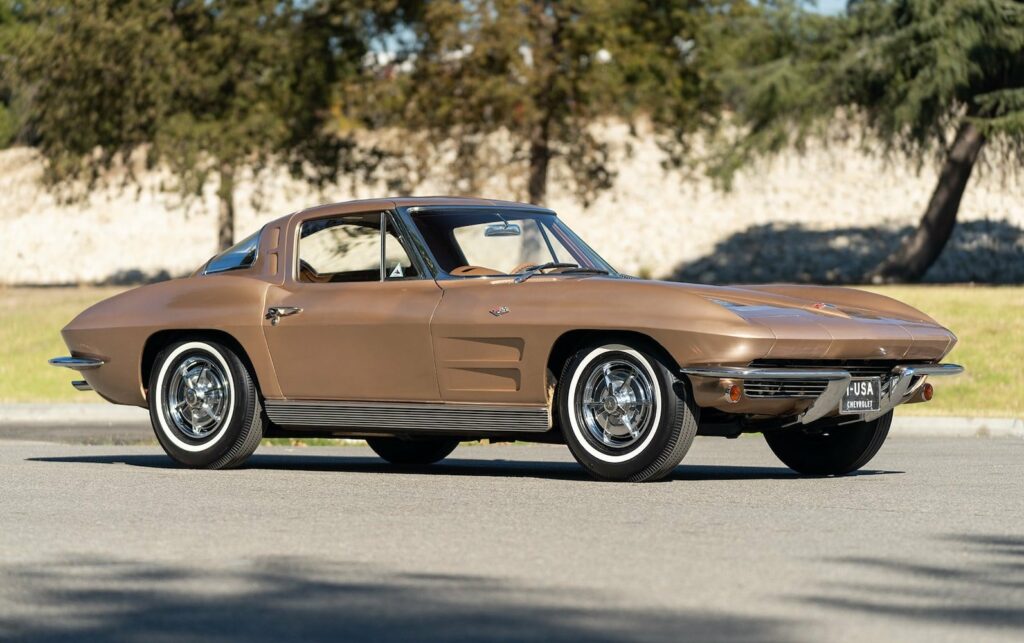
left=3, top=284, right=1020, bottom=417
left=864, top=285, right=1023, bottom=419
left=0, top=287, right=127, bottom=403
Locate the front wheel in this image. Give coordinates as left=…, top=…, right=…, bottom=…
left=149, top=340, right=265, bottom=469
left=557, top=342, right=698, bottom=482
left=367, top=437, right=460, bottom=466
left=764, top=411, right=893, bottom=476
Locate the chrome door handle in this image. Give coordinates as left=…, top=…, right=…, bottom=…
left=266, top=306, right=302, bottom=326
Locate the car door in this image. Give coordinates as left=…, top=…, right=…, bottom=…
left=262, top=211, right=443, bottom=401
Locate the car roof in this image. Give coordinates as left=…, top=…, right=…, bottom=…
left=266, top=196, right=549, bottom=229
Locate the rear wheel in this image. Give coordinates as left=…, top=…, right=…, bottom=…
left=148, top=340, right=264, bottom=469
left=557, top=342, right=698, bottom=482
left=764, top=411, right=893, bottom=475
left=367, top=437, right=460, bottom=466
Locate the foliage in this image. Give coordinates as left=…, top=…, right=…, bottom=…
left=13, top=0, right=380, bottom=247
left=368, top=0, right=729, bottom=204
left=692, top=0, right=1024, bottom=282
left=0, top=0, right=34, bottom=147
left=711, top=0, right=1024, bottom=182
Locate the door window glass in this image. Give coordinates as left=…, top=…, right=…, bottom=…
left=298, top=214, right=381, bottom=283
left=297, top=212, right=421, bottom=283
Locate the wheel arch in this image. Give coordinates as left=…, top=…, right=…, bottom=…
left=546, top=330, right=680, bottom=387
left=141, top=330, right=264, bottom=401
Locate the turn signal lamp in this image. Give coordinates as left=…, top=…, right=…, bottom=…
left=727, top=383, right=742, bottom=403
left=923, top=382, right=934, bottom=401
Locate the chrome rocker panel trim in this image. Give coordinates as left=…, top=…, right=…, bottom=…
left=680, top=363, right=964, bottom=425
left=48, top=356, right=105, bottom=371
left=265, top=400, right=551, bottom=433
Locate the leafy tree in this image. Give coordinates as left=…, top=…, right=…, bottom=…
left=375, top=0, right=703, bottom=205
left=0, top=0, right=34, bottom=147
left=15, top=0, right=375, bottom=249
left=710, top=0, right=1024, bottom=282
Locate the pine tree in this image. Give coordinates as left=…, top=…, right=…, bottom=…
left=711, top=0, right=1024, bottom=282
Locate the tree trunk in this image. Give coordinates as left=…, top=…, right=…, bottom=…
left=869, top=121, right=985, bottom=283
left=526, top=2, right=561, bottom=206
left=216, top=164, right=236, bottom=250
left=527, top=118, right=551, bottom=204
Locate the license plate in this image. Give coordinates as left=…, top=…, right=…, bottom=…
left=840, top=378, right=881, bottom=414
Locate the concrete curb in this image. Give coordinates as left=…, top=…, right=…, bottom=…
left=0, top=404, right=1021, bottom=438
left=0, top=403, right=149, bottom=426
left=890, top=416, right=1024, bottom=439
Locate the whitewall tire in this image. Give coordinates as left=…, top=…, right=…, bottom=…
left=148, top=340, right=264, bottom=469
left=557, top=342, right=698, bottom=482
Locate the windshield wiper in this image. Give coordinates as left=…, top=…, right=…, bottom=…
left=513, top=262, right=579, bottom=284
left=513, top=263, right=610, bottom=283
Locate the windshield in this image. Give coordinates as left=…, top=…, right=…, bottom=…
left=204, top=229, right=261, bottom=274
left=411, top=209, right=615, bottom=278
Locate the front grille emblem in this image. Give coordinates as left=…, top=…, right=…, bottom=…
left=489, top=306, right=510, bottom=317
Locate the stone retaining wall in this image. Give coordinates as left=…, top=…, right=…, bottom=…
left=1, top=129, right=1020, bottom=285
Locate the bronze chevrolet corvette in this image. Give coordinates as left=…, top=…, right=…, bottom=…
left=51, top=197, right=963, bottom=481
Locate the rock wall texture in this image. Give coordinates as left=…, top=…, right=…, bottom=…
left=1, top=130, right=1021, bottom=286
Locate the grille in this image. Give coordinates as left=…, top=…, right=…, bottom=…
left=745, top=360, right=908, bottom=399
left=743, top=379, right=829, bottom=399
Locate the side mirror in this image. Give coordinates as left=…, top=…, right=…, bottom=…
left=484, top=223, right=522, bottom=237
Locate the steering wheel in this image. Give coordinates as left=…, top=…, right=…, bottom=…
left=509, top=262, right=536, bottom=275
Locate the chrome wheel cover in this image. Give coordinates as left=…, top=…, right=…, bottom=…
left=163, top=355, right=230, bottom=439
left=579, top=358, right=656, bottom=450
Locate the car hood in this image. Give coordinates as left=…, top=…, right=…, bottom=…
left=672, top=283, right=935, bottom=323
left=662, top=281, right=956, bottom=361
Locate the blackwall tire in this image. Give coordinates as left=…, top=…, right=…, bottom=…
left=557, top=342, right=698, bottom=482
left=764, top=411, right=893, bottom=476
left=148, top=340, right=264, bottom=469
left=366, top=437, right=460, bottom=465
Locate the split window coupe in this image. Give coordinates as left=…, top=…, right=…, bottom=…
left=51, top=197, right=963, bottom=481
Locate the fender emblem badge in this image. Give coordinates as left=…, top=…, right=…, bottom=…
left=489, top=306, right=510, bottom=317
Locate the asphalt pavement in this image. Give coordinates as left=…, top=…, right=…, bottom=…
left=1, top=433, right=1022, bottom=642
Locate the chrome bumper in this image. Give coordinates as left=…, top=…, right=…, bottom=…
left=680, top=363, right=964, bottom=425
left=49, top=356, right=104, bottom=392
left=49, top=356, right=105, bottom=371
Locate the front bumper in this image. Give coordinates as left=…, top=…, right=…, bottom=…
left=49, top=356, right=105, bottom=371
left=49, top=356, right=104, bottom=392
left=680, top=363, right=964, bottom=424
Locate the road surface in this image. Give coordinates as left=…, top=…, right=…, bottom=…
left=1, top=434, right=1022, bottom=641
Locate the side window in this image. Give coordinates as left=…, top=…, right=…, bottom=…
left=298, top=214, right=381, bottom=283
left=297, top=212, right=422, bottom=283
